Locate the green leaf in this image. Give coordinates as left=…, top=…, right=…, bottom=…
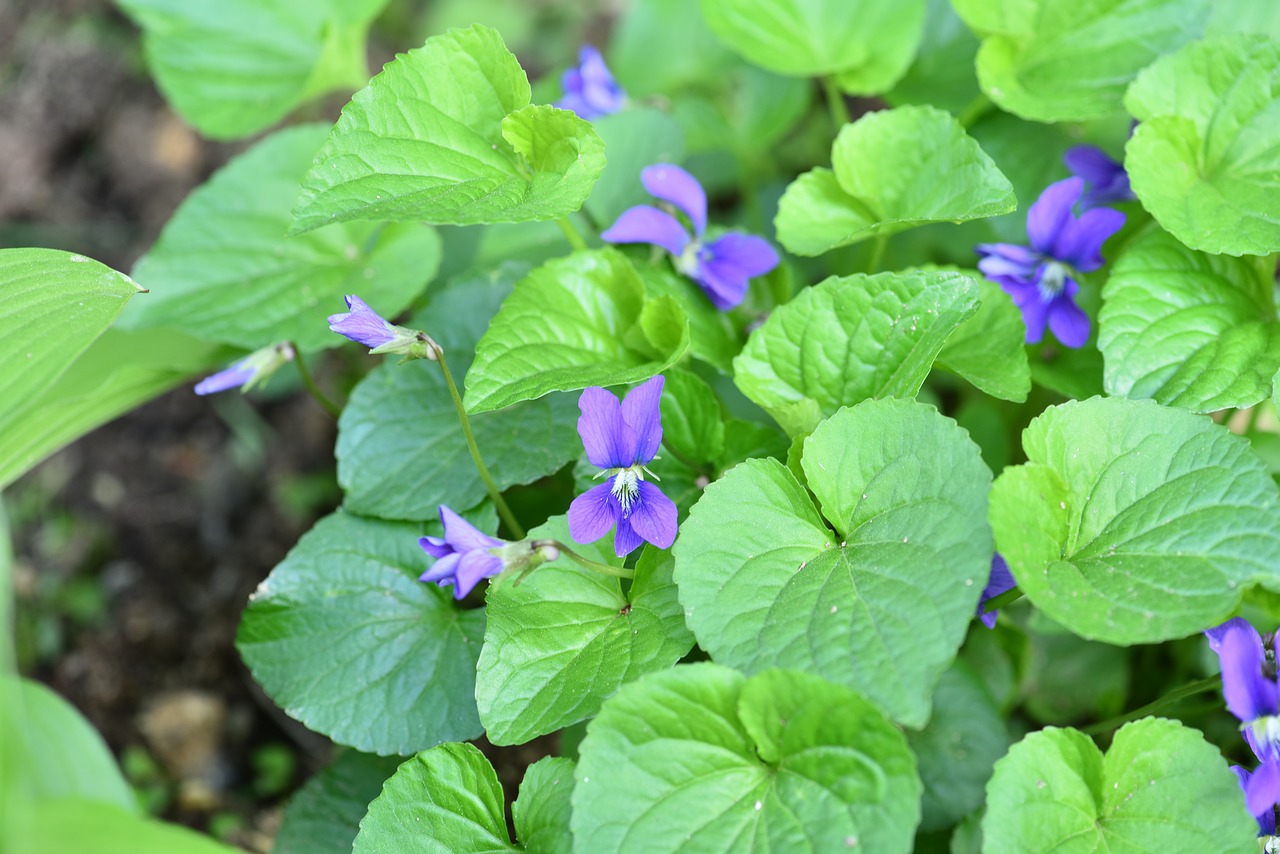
left=1124, top=35, right=1280, bottom=256
left=775, top=106, right=1015, bottom=256
left=637, top=264, right=740, bottom=373
left=673, top=400, right=993, bottom=726
left=584, top=109, right=685, bottom=228
left=571, top=665, right=921, bottom=853
left=336, top=268, right=582, bottom=520
left=659, top=369, right=725, bottom=463
left=353, top=744, right=514, bottom=854
left=475, top=516, right=694, bottom=745
left=733, top=269, right=980, bottom=436
left=511, top=757, right=574, bottom=854
left=237, top=511, right=485, bottom=755
left=906, top=663, right=1007, bottom=833
left=291, top=26, right=605, bottom=233
left=0, top=328, right=225, bottom=490
left=462, top=249, right=690, bottom=413
left=610, top=0, right=737, bottom=97
left=700, top=0, right=924, bottom=90
left=1100, top=226, right=1280, bottom=412
left=990, top=396, right=1280, bottom=644
left=885, top=0, right=981, bottom=115
left=6, top=678, right=136, bottom=813
left=123, top=125, right=440, bottom=353
left=274, top=751, right=402, bottom=854
left=936, top=275, right=1031, bottom=401
left=982, top=719, right=1256, bottom=851
left=23, top=798, right=239, bottom=854
left=952, top=0, right=1211, bottom=122
left=115, top=0, right=387, bottom=140
left=1209, top=0, right=1280, bottom=38
left=0, top=249, right=141, bottom=431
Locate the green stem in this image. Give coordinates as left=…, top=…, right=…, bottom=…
left=866, top=232, right=889, bottom=274
left=433, top=346, right=526, bottom=539
left=981, top=585, right=1023, bottom=615
left=537, top=539, right=634, bottom=579
left=822, top=76, right=850, bottom=131
left=957, top=93, right=993, bottom=129
left=292, top=346, right=342, bottom=418
left=1082, top=676, right=1220, bottom=736
left=557, top=217, right=588, bottom=252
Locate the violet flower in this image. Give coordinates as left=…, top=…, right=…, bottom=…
left=1207, top=618, right=1280, bottom=762
left=602, top=164, right=779, bottom=310
left=568, top=375, right=677, bottom=557
left=194, top=342, right=294, bottom=395
left=328, top=295, right=396, bottom=349
left=976, top=177, right=1125, bottom=348
left=1064, top=146, right=1135, bottom=209
left=975, top=554, right=1016, bottom=629
left=418, top=506, right=507, bottom=600
left=1232, top=763, right=1280, bottom=840
left=555, top=46, right=625, bottom=121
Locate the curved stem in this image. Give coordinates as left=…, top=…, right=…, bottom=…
left=1082, top=676, right=1220, bottom=736
left=982, top=585, right=1024, bottom=615
left=866, top=232, right=889, bottom=274
left=557, top=217, right=588, bottom=252
left=291, top=346, right=342, bottom=418
left=535, top=539, right=634, bottom=579
left=822, top=75, right=850, bottom=131
left=957, top=93, right=993, bottom=129
left=432, top=346, right=526, bottom=539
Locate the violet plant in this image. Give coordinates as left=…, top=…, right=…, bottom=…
left=4, top=2, right=1280, bottom=853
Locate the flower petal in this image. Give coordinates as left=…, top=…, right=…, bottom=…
left=976, top=553, right=1017, bottom=629
left=1046, top=281, right=1090, bottom=348
left=439, top=505, right=503, bottom=552
left=612, top=516, right=645, bottom=557
left=976, top=243, right=1039, bottom=280
left=627, top=480, right=678, bottom=550
left=194, top=362, right=254, bottom=395
left=620, top=375, right=665, bottom=465
left=1051, top=207, right=1125, bottom=273
left=601, top=206, right=691, bottom=257
left=1026, top=178, right=1084, bottom=255
left=695, top=233, right=779, bottom=310
left=1208, top=617, right=1262, bottom=655
left=641, top=164, right=707, bottom=236
left=1246, top=760, right=1280, bottom=831
left=328, top=294, right=396, bottom=349
left=569, top=482, right=621, bottom=545
left=418, top=534, right=452, bottom=560
left=1221, top=623, right=1279, bottom=722
left=1011, top=287, right=1051, bottom=344
left=452, top=550, right=504, bottom=600
left=577, top=387, right=637, bottom=469
left=419, top=552, right=460, bottom=585
left=576, top=46, right=625, bottom=116
left=1063, top=146, right=1122, bottom=187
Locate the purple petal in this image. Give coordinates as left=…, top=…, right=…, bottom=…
left=1026, top=178, right=1084, bottom=255
left=694, top=234, right=780, bottom=310
left=612, top=516, right=645, bottom=557
left=976, top=243, right=1039, bottom=280
left=1208, top=618, right=1261, bottom=655
left=1246, top=726, right=1274, bottom=764
left=1064, top=146, right=1122, bottom=187
left=569, top=482, right=621, bottom=545
left=451, top=550, right=504, bottom=600
left=1051, top=207, right=1125, bottom=273
left=601, top=206, right=691, bottom=257
left=1221, top=624, right=1279, bottom=722
left=1246, top=761, right=1280, bottom=831
left=328, top=294, right=396, bottom=349
left=194, top=362, right=254, bottom=395
left=577, top=387, right=637, bottom=469
left=1046, top=281, right=1090, bottom=348
left=1009, top=285, right=1052, bottom=344
left=439, top=505, right=502, bottom=553
left=419, top=552, right=461, bottom=585
left=621, top=376, right=665, bottom=465
left=418, top=535, right=452, bottom=560
left=641, top=164, right=707, bottom=237
left=627, top=480, right=678, bottom=550
left=576, top=46, right=625, bottom=117
left=976, top=554, right=1016, bottom=629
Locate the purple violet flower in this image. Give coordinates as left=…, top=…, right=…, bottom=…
left=568, top=375, right=677, bottom=557
left=1063, top=146, right=1135, bottom=209
left=328, top=295, right=397, bottom=350
left=976, top=177, right=1124, bottom=348
left=555, top=46, right=625, bottom=121
left=1207, top=618, right=1280, bottom=762
left=418, top=506, right=507, bottom=600
left=194, top=342, right=294, bottom=395
left=1232, top=763, right=1280, bottom=838
left=976, top=554, right=1016, bottom=629
left=602, top=164, right=779, bottom=310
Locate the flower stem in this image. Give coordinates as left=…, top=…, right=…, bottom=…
left=557, top=217, right=588, bottom=252
left=1081, top=676, right=1220, bottom=736
left=822, top=76, right=850, bottom=131
left=982, top=585, right=1023, bottom=614
left=291, top=345, right=342, bottom=418
left=432, top=345, right=526, bottom=539
left=535, top=539, right=634, bottom=579
left=866, top=232, right=889, bottom=274
left=957, top=93, right=993, bottom=129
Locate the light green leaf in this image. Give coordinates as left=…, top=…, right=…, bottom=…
left=511, top=756, right=574, bottom=854
left=353, top=744, right=514, bottom=854
left=475, top=516, right=694, bottom=745
left=1208, top=0, right=1280, bottom=38
left=584, top=109, right=685, bottom=228
left=609, top=0, right=737, bottom=97
left=1100, top=226, right=1280, bottom=412
left=733, top=269, right=981, bottom=436
left=990, top=396, right=1280, bottom=644
left=274, top=751, right=402, bottom=854
left=775, top=106, right=1015, bottom=256
left=1124, top=35, right=1280, bottom=256
left=123, top=124, right=439, bottom=353
left=336, top=268, right=582, bottom=520
left=115, top=0, right=387, bottom=140
left=23, top=798, right=239, bottom=854
left=571, top=665, right=921, bottom=853
left=0, top=249, right=141, bottom=431
left=291, top=26, right=605, bottom=233
left=953, top=0, right=1211, bottom=122
left=462, top=249, right=690, bottom=414
left=982, top=719, right=1256, bottom=852
left=674, top=400, right=993, bottom=726
left=237, top=512, right=485, bottom=755
left=936, top=275, right=1031, bottom=401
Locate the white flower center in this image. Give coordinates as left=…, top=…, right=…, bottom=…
left=611, top=467, right=641, bottom=514
left=1037, top=260, right=1069, bottom=300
